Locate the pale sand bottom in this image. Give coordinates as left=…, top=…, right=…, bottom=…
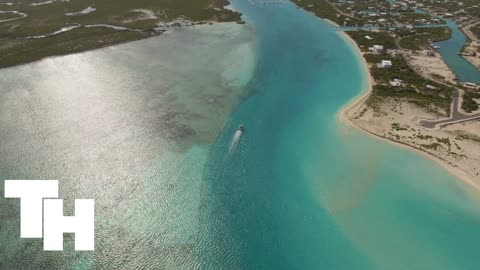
left=337, top=30, right=480, bottom=192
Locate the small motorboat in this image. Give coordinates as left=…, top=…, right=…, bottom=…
left=237, top=125, right=245, bottom=132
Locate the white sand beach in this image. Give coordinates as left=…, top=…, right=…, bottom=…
left=337, top=30, right=480, bottom=192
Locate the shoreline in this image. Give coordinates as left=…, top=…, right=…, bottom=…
left=0, top=32, right=161, bottom=71
left=336, top=29, right=480, bottom=192
left=0, top=21, right=241, bottom=71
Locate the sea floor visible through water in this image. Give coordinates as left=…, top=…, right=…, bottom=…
left=0, top=22, right=256, bottom=269
left=0, top=1, right=480, bottom=269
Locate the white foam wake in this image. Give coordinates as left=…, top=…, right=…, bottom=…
left=227, top=129, right=243, bottom=156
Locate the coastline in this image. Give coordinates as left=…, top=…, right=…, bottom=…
left=336, top=29, right=480, bottom=192
left=0, top=20, right=241, bottom=71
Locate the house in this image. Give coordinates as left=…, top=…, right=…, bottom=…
left=423, top=50, right=435, bottom=56
left=378, top=60, right=393, bottom=68
left=371, top=44, right=384, bottom=53
left=389, top=79, right=403, bottom=87
left=426, top=84, right=437, bottom=90
left=365, top=35, right=373, bottom=40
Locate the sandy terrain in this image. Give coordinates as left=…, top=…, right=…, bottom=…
left=406, top=51, right=457, bottom=83
left=461, top=22, right=480, bottom=70
left=465, top=55, right=480, bottom=70
left=338, top=31, right=480, bottom=191
left=343, top=98, right=480, bottom=187
left=463, top=40, right=480, bottom=70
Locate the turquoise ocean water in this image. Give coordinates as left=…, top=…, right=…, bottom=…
left=0, top=0, right=480, bottom=269
left=199, top=1, right=480, bottom=269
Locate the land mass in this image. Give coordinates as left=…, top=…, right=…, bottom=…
left=0, top=0, right=242, bottom=68
left=294, top=0, right=480, bottom=187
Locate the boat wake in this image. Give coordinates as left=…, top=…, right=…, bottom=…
left=215, top=125, right=246, bottom=175
left=227, top=125, right=244, bottom=157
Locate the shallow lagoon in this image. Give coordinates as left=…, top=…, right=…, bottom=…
left=0, top=1, right=480, bottom=269
left=0, top=23, right=256, bottom=269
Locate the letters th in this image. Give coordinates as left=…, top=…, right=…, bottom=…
left=4, top=180, right=95, bottom=251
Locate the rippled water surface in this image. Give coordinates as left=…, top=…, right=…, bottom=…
left=1, top=1, right=480, bottom=269
left=0, top=23, right=256, bottom=269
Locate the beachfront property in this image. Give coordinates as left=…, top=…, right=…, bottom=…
left=370, top=44, right=384, bottom=53
left=423, top=49, right=435, bottom=56
left=464, top=82, right=479, bottom=89
left=378, top=60, right=393, bottom=68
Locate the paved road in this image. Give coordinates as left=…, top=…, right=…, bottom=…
left=419, top=89, right=480, bottom=129
left=393, top=37, right=480, bottom=129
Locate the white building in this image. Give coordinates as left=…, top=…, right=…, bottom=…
left=389, top=79, right=403, bottom=87
left=371, top=44, right=384, bottom=53
left=464, top=82, right=478, bottom=88
left=379, top=60, right=393, bottom=68
left=423, top=50, right=435, bottom=56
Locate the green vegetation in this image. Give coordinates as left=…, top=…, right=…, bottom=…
left=436, top=137, right=451, bottom=148
left=472, top=25, right=480, bottom=41
left=392, top=123, right=408, bottom=131
left=457, top=133, right=480, bottom=143
left=291, top=0, right=364, bottom=26
left=394, top=12, right=445, bottom=25
left=461, top=90, right=480, bottom=113
left=0, top=27, right=146, bottom=68
left=337, top=0, right=391, bottom=13
left=420, top=142, right=442, bottom=150
left=417, top=134, right=433, bottom=140
left=346, top=30, right=396, bottom=50
left=0, top=11, right=24, bottom=21
left=347, top=30, right=453, bottom=114
left=415, top=0, right=480, bottom=20
left=398, top=27, right=452, bottom=50
left=293, top=1, right=460, bottom=117
left=0, top=0, right=241, bottom=68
